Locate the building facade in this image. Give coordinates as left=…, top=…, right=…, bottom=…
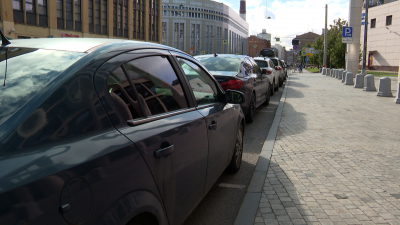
left=292, top=32, right=322, bottom=54
left=360, top=0, right=399, bottom=72
left=248, top=35, right=271, bottom=57
left=0, top=0, right=161, bottom=42
left=161, top=0, right=249, bottom=56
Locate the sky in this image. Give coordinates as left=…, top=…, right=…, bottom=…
left=214, top=0, right=350, bottom=50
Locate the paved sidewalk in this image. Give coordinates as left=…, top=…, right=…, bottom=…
left=254, top=71, right=400, bottom=225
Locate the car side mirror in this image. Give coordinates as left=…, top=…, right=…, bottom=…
left=226, top=90, right=245, bottom=104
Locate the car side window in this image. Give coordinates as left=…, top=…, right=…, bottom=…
left=107, top=56, right=188, bottom=120
left=177, top=57, right=222, bottom=106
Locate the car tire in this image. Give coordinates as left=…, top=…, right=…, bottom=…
left=274, top=79, right=279, bottom=91
left=226, top=123, right=243, bottom=173
left=245, top=93, right=256, bottom=123
left=279, top=78, right=283, bottom=87
left=263, top=89, right=270, bottom=106
left=270, top=82, right=275, bottom=96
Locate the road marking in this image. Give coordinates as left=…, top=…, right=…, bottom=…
left=218, top=183, right=247, bottom=190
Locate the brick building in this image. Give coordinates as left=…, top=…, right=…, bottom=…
left=248, top=35, right=271, bottom=57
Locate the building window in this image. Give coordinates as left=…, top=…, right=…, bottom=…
left=66, top=0, right=73, bottom=30
left=162, top=22, right=167, bottom=45
left=113, top=0, right=127, bottom=37
left=386, top=15, right=392, bottom=26
left=371, top=18, right=376, bottom=28
left=89, top=0, right=94, bottom=33
left=57, top=0, right=64, bottom=29
left=124, top=0, right=128, bottom=37
left=101, top=0, right=107, bottom=35
left=179, top=23, right=184, bottom=50
left=75, top=0, right=82, bottom=31
left=25, top=0, right=35, bottom=25
left=38, top=0, right=48, bottom=27
left=13, top=0, right=22, bottom=10
left=95, top=0, right=101, bottom=33
left=195, top=24, right=200, bottom=55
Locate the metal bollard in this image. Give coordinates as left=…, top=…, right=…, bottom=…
left=395, top=82, right=400, bottom=104
left=344, top=72, right=354, bottom=85
left=341, top=71, right=347, bottom=83
left=363, top=74, right=376, bottom=91
left=377, top=77, right=393, bottom=97
left=354, top=73, right=364, bottom=88
left=338, top=70, right=343, bottom=80
left=322, top=68, right=326, bottom=75
left=326, top=68, right=330, bottom=76
left=335, top=69, right=339, bottom=78
left=330, top=69, right=335, bottom=77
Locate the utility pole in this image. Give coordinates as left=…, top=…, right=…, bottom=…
left=323, top=4, right=328, bottom=68
left=361, top=0, right=369, bottom=75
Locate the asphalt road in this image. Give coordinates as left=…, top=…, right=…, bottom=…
left=183, top=82, right=285, bottom=225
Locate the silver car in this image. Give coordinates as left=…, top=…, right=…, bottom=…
left=254, top=57, right=280, bottom=95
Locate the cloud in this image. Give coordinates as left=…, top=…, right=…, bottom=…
left=244, top=0, right=349, bottom=49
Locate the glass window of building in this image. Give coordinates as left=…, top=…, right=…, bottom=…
left=101, top=0, right=107, bottom=35
left=386, top=15, right=392, bottom=26
left=38, top=0, right=47, bottom=27
left=179, top=23, right=184, bottom=50
left=124, top=0, right=128, bottom=37
left=13, top=0, right=22, bottom=10
left=57, top=0, right=64, bottom=29
left=25, top=0, right=36, bottom=25
left=66, top=0, right=73, bottom=30
left=75, top=0, right=81, bottom=31
left=162, top=22, right=167, bottom=45
left=195, top=24, right=200, bottom=55
left=95, top=0, right=101, bottom=34
left=89, top=0, right=94, bottom=33
left=371, top=18, right=376, bottom=28
left=113, top=1, right=117, bottom=36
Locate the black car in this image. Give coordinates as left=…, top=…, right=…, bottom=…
left=0, top=36, right=245, bottom=225
left=194, top=54, right=270, bottom=123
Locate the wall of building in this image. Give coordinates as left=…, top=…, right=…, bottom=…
left=0, top=0, right=161, bottom=42
left=360, top=0, right=400, bottom=72
left=161, top=0, right=249, bottom=56
left=248, top=35, right=271, bottom=57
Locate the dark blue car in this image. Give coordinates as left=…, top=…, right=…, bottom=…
left=0, top=37, right=245, bottom=225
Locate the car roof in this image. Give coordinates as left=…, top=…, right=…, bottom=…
left=195, top=54, right=247, bottom=59
left=4, top=38, right=176, bottom=53
left=253, top=57, right=272, bottom=61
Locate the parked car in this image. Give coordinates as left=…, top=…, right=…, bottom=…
left=195, top=54, right=270, bottom=123
left=254, top=57, right=280, bottom=96
left=259, top=49, right=285, bottom=87
left=0, top=37, right=246, bottom=225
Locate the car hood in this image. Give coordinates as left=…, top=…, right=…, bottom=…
left=208, top=71, right=238, bottom=76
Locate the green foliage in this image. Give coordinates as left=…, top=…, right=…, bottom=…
left=312, top=18, right=348, bottom=69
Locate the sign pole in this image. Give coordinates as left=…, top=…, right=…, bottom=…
left=361, top=0, right=369, bottom=75
left=323, top=4, right=328, bottom=68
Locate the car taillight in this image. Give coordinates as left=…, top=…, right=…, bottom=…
left=266, top=70, right=272, bottom=74
left=278, top=66, right=282, bottom=70
left=220, top=79, right=243, bottom=90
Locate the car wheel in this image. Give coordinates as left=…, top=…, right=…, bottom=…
left=226, top=123, right=243, bottom=173
left=263, top=88, right=270, bottom=106
left=270, top=82, right=275, bottom=96
left=245, top=93, right=256, bottom=123
left=274, top=79, right=279, bottom=91
left=279, top=77, right=283, bottom=87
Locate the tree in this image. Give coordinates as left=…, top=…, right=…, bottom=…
left=312, top=18, right=348, bottom=69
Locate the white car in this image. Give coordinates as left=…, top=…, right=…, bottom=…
left=254, top=57, right=280, bottom=95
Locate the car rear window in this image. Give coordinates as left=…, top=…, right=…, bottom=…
left=271, top=59, right=279, bottom=66
left=255, top=60, right=269, bottom=68
left=0, top=47, right=85, bottom=125
left=196, top=56, right=242, bottom=72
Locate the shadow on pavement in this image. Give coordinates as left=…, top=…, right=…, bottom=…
left=257, top=161, right=311, bottom=224
left=279, top=102, right=307, bottom=137
left=286, top=81, right=309, bottom=88
left=285, top=87, right=304, bottom=98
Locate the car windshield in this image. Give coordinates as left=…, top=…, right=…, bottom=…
left=255, top=60, right=269, bottom=68
left=196, top=56, right=242, bottom=72
left=0, top=48, right=86, bottom=125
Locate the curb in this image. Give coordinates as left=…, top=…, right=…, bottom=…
left=234, top=75, right=290, bottom=225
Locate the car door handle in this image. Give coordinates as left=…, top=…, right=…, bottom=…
left=154, top=145, right=174, bottom=158
left=208, top=121, right=218, bottom=131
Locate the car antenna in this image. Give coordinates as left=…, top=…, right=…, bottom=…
left=214, top=53, right=218, bottom=57
left=0, top=29, right=11, bottom=46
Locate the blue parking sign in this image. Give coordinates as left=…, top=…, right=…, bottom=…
left=342, top=27, right=353, bottom=38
